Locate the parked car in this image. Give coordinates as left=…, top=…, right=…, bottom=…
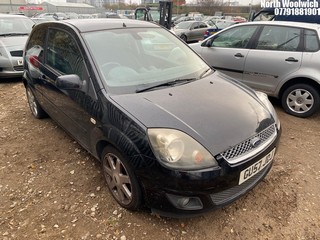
left=172, top=20, right=209, bottom=42
left=191, top=21, right=320, bottom=117
left=204, top=20, right=240, bottom=39
left=172, top=16, right=194, bottom=26
left=23, top=19, right=280, bottom=217
left=0, top=14, right=34, bottom=78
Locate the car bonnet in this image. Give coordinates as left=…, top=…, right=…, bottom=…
left=111, top=73, right=274, bottom=156
left=0, top=36, right=28, bottom=49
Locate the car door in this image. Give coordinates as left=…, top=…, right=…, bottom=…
left=243, top=25, right=303, bottom=95
left=198, top=25, right=259, bottom=80
left=38, top=28, right=98, bottom=150
left=195, top=22, right=209, bottom=41
left=189, top=22, right=200, bottom=41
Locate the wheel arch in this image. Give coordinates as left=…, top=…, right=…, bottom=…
left=278, top=77, right=320, bottom=100
left=180, top=34, right=187, bottom=42
left=94, top=126, right=150, bottom=169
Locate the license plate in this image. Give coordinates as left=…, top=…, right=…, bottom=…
left=239, top=148, right=276, bottom=185
left=17, top=59, right=23, bottom=65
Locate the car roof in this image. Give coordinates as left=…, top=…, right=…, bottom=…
left=236, top=21, right=320, bottom=30
left=36, top=19, right=161, bottom=33
left=0, top=13, right=29, bottom=19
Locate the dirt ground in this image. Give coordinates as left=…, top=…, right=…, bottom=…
left=1, top=78, right=319, bottom=240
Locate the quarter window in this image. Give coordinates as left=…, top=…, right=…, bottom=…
left=304, top=29, right=319, bottom=52
left=256, top=26, right=301, bottom=51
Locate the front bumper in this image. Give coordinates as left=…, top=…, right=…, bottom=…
left=140, top=127, right=281, bottom=217
left=0, top=58, right=24, bottom=78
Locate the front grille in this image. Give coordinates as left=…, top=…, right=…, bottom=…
left=13, top=66, right=23, bottom=71
left=220, top=124, right=276, bottom=162
left=10, top=50, right=23, bottom=57
left=210, top=162, right=272, bottom=205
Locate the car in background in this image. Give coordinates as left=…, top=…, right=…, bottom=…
left=172, top=16, right=194, bottom=26
left=65, top=12, right=79, bottom=19
left=23, top=19, right=280, bottom=217
left=32, top=12, right=68, bottom=22
left=0, top=14, right=34, bottom=78
left=204, top=20, right=241, bottom=39
left=172, top=20, right=209, bottom=42
left=190, top=21, right=320, bottom=117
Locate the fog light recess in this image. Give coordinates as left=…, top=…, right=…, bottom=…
left=166, top=194, right=203, bottom=210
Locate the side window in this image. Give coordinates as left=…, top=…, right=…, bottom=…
left=192, top=23, right=199, bottom=29
left=199, top=22, right=208, bottom=29
left=211, top=25, right=257, bottom=48
left=256, top=26, right=301, bottom=51
left=46, top=29, right=84, bottom=78
left=304, top=29, right=319, bottom=52
left=25, top=26, right=46, bottom=65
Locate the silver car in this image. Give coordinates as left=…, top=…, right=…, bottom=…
left=172, top=20, right=209, bottom=43
left=0, top=14, right=34, bottom=78
left=190, top=21, right=320, bottom=118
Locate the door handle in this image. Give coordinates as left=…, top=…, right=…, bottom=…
left=234, top=53, right=244, bottom=58
left=285, top=57, right=298, bottom=62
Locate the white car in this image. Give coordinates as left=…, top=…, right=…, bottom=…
left=0, top=14, right=34, bottom=78
left=190, top=21, right=320, bottom=117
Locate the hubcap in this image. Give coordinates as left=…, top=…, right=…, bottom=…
left=27, top=88, right=38, bottom=116
left=103, top=153, right=132, bottom=205
left=287, top=89, right=314, bottom=114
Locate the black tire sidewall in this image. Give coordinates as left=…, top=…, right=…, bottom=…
left=181, top=35, right=187, bottom=42
left=281, top=84, right=320, bottom=118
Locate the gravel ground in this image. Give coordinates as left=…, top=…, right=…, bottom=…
left=1, top=79, right=320, bottom=240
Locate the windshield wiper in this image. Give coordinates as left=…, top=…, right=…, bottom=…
left=136, top=78, right=197, bottom=93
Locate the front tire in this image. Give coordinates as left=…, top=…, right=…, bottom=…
left=101, top=146, right=142, bottom=210
left=26, top=86, right=47, bottom=119
left=281, top=83, right=320, bottom=118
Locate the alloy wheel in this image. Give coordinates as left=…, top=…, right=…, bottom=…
left=103, top=152, right=133, bottom=205
left=286, top=88, right=314, bottom=114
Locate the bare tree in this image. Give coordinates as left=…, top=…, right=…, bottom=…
left=198, top=0, right=224, bottom=16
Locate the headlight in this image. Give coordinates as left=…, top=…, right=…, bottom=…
left=148, top=128, right=218, bottom=170
left=256, top=91, right=280, bottom=129
left=0, top=46, right=9, bottom=58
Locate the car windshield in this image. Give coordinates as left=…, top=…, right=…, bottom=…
left=0, top=17, right=34, bottom=35
left=150, top=10, right=160, bottom=22
left=84, top=27, right=210, bottom=94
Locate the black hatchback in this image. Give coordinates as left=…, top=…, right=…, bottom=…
left=23, top=19, right=281, bottom=217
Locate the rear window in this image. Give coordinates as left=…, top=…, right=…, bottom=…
left=256, top=25, right=301, bottom=51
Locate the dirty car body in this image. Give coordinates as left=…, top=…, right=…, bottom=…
left=23, top=19, right=281, bottom=217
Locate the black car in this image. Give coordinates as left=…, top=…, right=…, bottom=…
left=23, top=19, right=281, bottom=217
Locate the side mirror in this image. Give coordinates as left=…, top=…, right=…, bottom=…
left=56, top=74, right=86, bottom=91
left=201, top=38, right=213, bottom=47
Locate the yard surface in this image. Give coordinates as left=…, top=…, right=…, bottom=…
left=1, top=79, right=319, bottom=239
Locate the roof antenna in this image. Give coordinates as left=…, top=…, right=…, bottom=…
left=123, top=23, right=126, bottom=27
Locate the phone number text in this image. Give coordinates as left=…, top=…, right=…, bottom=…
left=275, top=8, right=320, bottom=16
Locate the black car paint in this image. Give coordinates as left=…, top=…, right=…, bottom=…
left=23, top=19, right=280, bottom=216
